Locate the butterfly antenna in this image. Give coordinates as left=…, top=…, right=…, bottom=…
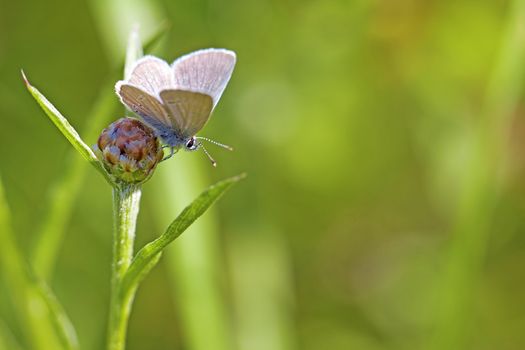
left=196, top=137, right=234, bottom=151
left=198, top=142, right=217, bottom=167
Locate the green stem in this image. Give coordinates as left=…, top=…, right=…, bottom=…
left=107, top=183, right=141, bottom=350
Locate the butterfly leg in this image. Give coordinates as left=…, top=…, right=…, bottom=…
left=161, top=146, right=176, bottom=161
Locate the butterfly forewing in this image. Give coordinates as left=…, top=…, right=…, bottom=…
left=159, top=89, right=213, bottom=139
left=171, top=49, right=236, bottom=108
left=128, top=56, right=173, bottom=97
left=117, top=84, right=172, bottom=127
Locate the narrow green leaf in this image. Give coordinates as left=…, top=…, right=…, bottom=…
left=121, top=174, right=245, bottom=294
left=22, top=71, right=112, bottom=184
left=32, top=85, right=116, bottom=279
left=152, top=156, right=238, bottom=350
left=32, top=277, right=79, bottom=350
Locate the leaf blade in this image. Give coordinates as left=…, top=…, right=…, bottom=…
left=124, top=25, right=143, bottom=80
left=121, top=173, right=245, bottom=293
left=22, top=71, right=112, bottom=183
left=32, top=278, right=79, bottom=350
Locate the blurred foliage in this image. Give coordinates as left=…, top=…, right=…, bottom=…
left=1, top=0, right=525, bottom=349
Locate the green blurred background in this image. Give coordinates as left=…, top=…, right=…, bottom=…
left=1, top=0, right=525, bottom=349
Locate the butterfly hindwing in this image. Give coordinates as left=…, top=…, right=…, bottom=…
left=159, top=89, right=213, bottom=139
left=116, top=83, right=173, bottom=128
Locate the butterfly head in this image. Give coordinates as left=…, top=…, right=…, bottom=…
left=185, top=136, right=199, bottom=151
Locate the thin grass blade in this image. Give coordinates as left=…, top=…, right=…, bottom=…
left=31, top=277, right=79, bottom=350
left=124, top=25, right=143, bottom=79
left=429, top=1, right=525, bottom=348
left=0, top=320, right=23, bottom=350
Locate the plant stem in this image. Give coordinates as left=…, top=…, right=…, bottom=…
left=107, top=183, right=141, bottom=350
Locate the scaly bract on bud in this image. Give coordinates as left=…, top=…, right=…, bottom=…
left=95, top=118, right=164, bottom=184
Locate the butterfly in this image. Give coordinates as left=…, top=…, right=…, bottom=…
left=115, top=48, right=236, bottom=166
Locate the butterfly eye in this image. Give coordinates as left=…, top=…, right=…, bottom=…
left=185, top=137, right=198, bottom=150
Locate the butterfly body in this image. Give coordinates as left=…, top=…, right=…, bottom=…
left=141, top=114, right=188, bottom=149
left=115, top=49, right=236, bottom=164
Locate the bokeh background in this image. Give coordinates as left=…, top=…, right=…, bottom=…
left=1, top=0, right=525, bottom=349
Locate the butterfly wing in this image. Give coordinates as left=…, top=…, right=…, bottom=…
left=116, top=83, right=173, bottom=129
left=171, top=49, right=236, bottom=108
left=127, top=55, right=173, bottom=96
left=115, top=50, right=236, bottom=141
left=159, top=89, right=213, bottom=139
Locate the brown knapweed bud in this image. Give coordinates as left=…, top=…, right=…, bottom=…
left=95, top=118, right=163, bottom=184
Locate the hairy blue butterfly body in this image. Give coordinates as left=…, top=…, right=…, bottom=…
left=115, top=49, right=236, bottom=165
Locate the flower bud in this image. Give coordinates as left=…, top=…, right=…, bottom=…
left=95, top=118, right=163, bottom=184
